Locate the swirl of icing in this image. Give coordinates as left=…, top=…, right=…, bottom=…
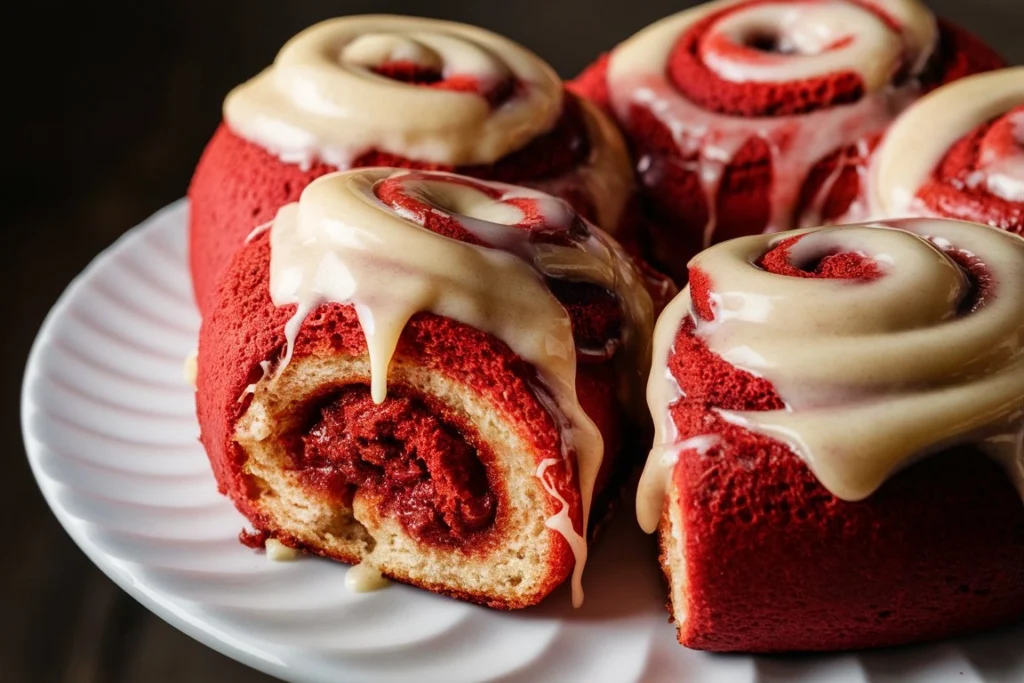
left=638, top=218, right=1024, bottom=532
left=224, top=15, right=563, bottom=169
left=697, top=0, right=935, bottom=91
left=267, top=168, right=654, bottom=606
left=872, top=67, right=1024, bottom=216
left=607, top=0, right=938, bottom=240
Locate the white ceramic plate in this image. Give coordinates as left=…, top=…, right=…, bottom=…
left=21, top=200, right=1024, bottom=683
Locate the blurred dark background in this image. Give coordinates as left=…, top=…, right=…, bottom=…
left=4, top=1, right=1021, bottom=680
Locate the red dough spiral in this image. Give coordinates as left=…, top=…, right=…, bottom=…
left=570, top=0, right=1005, bottom=281
left=922, top=106, right=1024, bottom=231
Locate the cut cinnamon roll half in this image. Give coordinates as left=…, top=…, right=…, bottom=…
left=871, top=67, right=1024, bottom=234
left=640, top=218, right=1024, bottom=651
left=196, top=169, right=655, bottom=609
left=188, top=14, right=635, bottom=315
left=570, top=0, right=1005, bottom=281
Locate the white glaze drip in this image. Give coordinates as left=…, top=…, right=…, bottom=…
left=345, top=563, right=391, bottom=592
left=183, top=349, right=198, bottom=389
left=636, top=284, right=689, bottom=533
left=265, top=538, right=301, bottom=561
left=635, top=258, right=725, bottom=533
left=608, top=0, right=936, bottom=243
left=266, top=169, right=654, bottom=607
left=628, top=81, right=912, bottom=242
left=637, top=435, right=721, bottom=533
left=537, top=458, right=589, bottom=606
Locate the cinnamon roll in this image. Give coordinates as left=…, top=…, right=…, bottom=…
left=196, top=169, right=655, bottom=609
left=871, top=67, right=1024, bottom=234
left=639, top=218, right=1024, bottom=651
left=570, top=0, right=1005, bottom=281
left=189, top=15, right=634, bottom=314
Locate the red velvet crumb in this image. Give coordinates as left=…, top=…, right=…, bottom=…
left=298, top=385, right=497, bottom=546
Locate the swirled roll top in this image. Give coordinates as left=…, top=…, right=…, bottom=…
left=224, top=15, right=563, bottom=168
left=609, top=0, right=937, bottom=107
left=640, top=218, right=1024, bottom=531
left=266, top=168, right=654, bottom=607
left=872, top=67, right=1024, bottom=227
left=688, top=0, right=933, bottom=93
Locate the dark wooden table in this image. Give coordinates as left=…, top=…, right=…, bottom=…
left=5, top=1, right=1021, bottom=680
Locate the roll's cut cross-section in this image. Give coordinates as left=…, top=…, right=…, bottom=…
left=196, top=169, right=655, bottom=609
left=640, top=218, right=1024, bottom=651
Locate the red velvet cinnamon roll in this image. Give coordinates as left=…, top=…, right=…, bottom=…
left=570, top=0, right=1005, bottom=281
left=188, top=15, right=634, bottom=315
left=639, top=218, right=1024, bottom=651
left=871, top=67, right=1024, bottom=234
left=196, top=168, right=654, bottom=608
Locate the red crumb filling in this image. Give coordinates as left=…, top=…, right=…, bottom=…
left=918, top=105, right=1024, bottom=234
left=296, top=385, right=497, bottom=547
left=372, top=61, right=516, bottom=107
left=756, top=235, right=884, bottom=280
